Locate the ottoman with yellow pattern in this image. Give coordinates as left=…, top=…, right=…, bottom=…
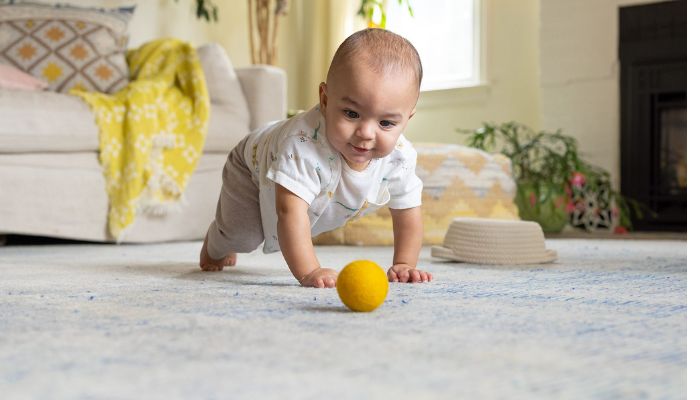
left=313, top=143, right=520, bottom=246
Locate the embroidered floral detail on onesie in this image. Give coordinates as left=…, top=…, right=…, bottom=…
left=252, top=144, right=259, bottom=171
left=388, top=158, right=409, bottom=172
left=315, top=164, right=323, bottom=187
left=349, top=200, right=370, bottom=221
left=312, top=122, right=320, bottom=141
left=318, top=155, right=337, bottom=192
left=334, top=201, right=358, bottom=212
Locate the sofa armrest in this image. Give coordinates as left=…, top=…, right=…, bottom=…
left=235, top=66, right=287, bottom=130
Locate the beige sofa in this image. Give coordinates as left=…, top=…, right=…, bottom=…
left=0, top=44, right=286, bottom=243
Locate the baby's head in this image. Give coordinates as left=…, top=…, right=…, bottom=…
left=319, top=29, right=422, bottom=171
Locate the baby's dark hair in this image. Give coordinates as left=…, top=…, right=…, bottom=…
left=327, top=28, right=423, bottom=90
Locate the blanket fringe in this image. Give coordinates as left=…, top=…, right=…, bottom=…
left=139, top=165, right=187, bottom=217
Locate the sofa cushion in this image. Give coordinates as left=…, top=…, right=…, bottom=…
left=197, top=44, right=249, bottom=111
left=0, top=3, right=133, bottom=94
left=0, top=88, right=98, bottom=152
left=313, top=143, right=520, bottom=246
left=0, top=88, right=250, bottom=153
left=196, top=43, right=250, bottom=148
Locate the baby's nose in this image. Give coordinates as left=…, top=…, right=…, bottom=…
left=355, top=123, right=375, bottom=140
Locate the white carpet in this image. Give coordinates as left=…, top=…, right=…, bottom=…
left=0, top=239, right=686, bottom=399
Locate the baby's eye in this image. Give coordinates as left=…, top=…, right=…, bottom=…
left=379, top=120, right=396, bottom=128
left=343, top=110, right=359, bottom=119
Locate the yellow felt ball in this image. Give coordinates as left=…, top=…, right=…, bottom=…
left=336, top=260, right=389, bottom=312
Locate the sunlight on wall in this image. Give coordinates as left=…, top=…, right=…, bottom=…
left=409, top=0, right=541, bottom=145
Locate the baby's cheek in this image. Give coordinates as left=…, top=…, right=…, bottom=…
left=326, top=134, right=345, bottom=154
left=337, top=119, right=356, bottom=132
left=379, top=138, right=399, bottom=155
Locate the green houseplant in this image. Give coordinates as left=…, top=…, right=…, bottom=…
left=458, top=122, right=640, bottom=233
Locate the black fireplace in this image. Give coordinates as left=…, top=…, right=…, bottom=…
left=619, top=0, right=686, bottom=232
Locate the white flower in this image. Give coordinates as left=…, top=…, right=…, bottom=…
left=104, top=138, right=122, bottom=160
left=164, top=164, right=180, bottom=178
left=134, top=133, right=150, bottom=154
left=182, top=145, right=197, bottom=164
left=124, top=161, right=139, bottom=181
left=174, top=134, right=185, bottom=148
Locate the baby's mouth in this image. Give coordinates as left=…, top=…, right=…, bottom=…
left=351, top=145, right=370, bottom=153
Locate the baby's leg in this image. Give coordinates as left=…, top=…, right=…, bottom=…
left=200, top=137, right=263, bottom=272
left=200, top=235, right=236, bottom=271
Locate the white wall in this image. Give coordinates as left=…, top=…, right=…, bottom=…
left=128, top=0, right=251, bottom=64
left=126, top=0, right=210, bottom=49
left=539, top=0, right=661, bottom=188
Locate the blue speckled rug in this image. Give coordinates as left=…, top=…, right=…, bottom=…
left=0, top=239, right=686, bottom=399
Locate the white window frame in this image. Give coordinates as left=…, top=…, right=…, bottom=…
left=384, top=0, right=484, bottom=92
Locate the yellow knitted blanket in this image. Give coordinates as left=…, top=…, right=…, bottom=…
left=73, top=39, right=210, bottom=240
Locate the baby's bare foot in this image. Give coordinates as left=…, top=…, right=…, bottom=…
left=199, top=237, right=237, bottom=271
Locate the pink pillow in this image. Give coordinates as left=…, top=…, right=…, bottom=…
left=0, top=64, right=48, bottom=91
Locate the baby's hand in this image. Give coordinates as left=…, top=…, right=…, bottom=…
left=300, top=267, right=338, bottom=288
left=388, top=264, right=433, bottom=283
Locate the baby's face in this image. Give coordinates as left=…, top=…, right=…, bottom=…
left=319, top=61, right=418, bottom=171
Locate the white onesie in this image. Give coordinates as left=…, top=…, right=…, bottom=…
left=207, top=105, right=423, bottom=256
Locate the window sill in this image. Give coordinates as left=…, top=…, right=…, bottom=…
left=416, top=84, right=491, bottom=109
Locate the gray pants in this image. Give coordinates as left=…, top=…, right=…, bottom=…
left=206, top=135, right=264, bottom=259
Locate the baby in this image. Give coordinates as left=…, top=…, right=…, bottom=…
left=200, top=28, right=432, bottom=288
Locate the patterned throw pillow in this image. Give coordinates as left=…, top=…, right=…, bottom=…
left=313, top=143, right=521, bottom=246
left=0, top=3, right=133, bottom=93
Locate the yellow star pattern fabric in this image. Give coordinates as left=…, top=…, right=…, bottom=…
left=72, top=39, right=210, bottom=240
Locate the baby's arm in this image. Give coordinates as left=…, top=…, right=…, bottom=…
left=388, top=207, right=433, bottom=283
left=275, top=184, right=338, bottom=288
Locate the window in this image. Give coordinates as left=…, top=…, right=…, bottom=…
left=385, top=0, right=482, bottom=91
